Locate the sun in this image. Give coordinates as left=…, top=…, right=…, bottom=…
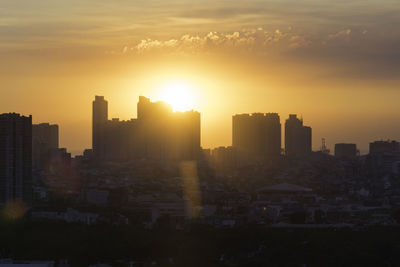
left=158, top=82, right=196, bottom=112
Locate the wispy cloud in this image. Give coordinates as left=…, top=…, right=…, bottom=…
left=328, top=29, right=351, bottom=40
left=0, top=0, right=399, bottom=81
left=130, top=28, right=311, bottom=55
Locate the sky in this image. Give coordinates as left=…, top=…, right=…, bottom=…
left=1, top=0, right=400, bottom=155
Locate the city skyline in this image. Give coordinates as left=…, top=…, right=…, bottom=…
left=92, top=95, right=201, bottom=161
left=5, top=93, right=400, bottom=157
left=1, top=1, right=400, bottom=264
left=1, top=0, right=400, bottom=155
left=5, top=88, right=400, bottom=156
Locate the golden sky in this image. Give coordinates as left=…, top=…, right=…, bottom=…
left=1, top=0, right=400, bottom=155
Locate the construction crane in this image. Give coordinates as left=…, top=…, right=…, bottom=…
left=320, top=138, right=330, bottom=154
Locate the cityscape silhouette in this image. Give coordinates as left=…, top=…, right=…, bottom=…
left=1, top=0, right=400, bottom=266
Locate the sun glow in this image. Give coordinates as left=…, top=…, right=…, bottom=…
left=158, top=82, right=197, bottom=112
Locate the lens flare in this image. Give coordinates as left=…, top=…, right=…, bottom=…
left=2, top=199, right=27, bottom=220
left=180, top=161, right=201, bottom=219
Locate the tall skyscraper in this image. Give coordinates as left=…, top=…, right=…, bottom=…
left=137, top=96, right=173, bottom=160
left=92, top=96, right=108, bottom=159
left=32, top=123, right=59, bottom=169
left=285, top=114, right=312, bottom=157
left=232, top=114, right=252, bottom=159
left=137, top=95, right=172, bottom=121
left=103, top=118, right=138, bottom=161
left=265, top=113, right=282, bottom=157
left=232, top=112, right=281, bottom=160
left=92, top=96, right=201, bottom=162
left=169, top=110, right=201, bottom=160
left=367, top=140, right=400, bottom=178
left=369, top=140, right=400, bottom=154
left=33, top=123, right=58, bottom=149
left=0, top=113, right=32, bottom=207
left=137, top=96, right=200, bottom=161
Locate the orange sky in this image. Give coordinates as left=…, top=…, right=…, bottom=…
left=1, top=0, right=400, bottom=155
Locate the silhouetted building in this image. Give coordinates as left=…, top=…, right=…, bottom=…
left=369, top=140, right=400, bottom=154
left=92, top=96, right=108, bottom=159
left=211, top=146, right=236, bottom=171
left=0, top=113, right=32, bottom=207
left=137, top=96, right=200, bottom=161
left=367, top=141, right=400, bottom=178
left=285, top=114, right=312, bottom=157
left=137, top=95, right=172, bottom=121
left=92, top=96, right=201, bottom=162
left=49, top=148, right=72, bottom=166
left=32, top=123, right=59, bottom=169
left=83, top=149, right=93, bottom=159
left=104, top=118, right=139, bottom=161
left=335, top=143, right=357, bottom=159
left=137, top=96, right=173, bottom=160
left=202, top=148, right=211, bottom=160
left=232, top=113, right=281, bottom=161
left=169, top=110, right=201, bottom=160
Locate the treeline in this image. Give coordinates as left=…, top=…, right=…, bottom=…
left=0, top=219, right=400, bottom=266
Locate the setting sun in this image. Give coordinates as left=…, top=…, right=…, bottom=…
left=2, top=0, right=400, bottom=264
left=158, top=82, right=197, bottom=112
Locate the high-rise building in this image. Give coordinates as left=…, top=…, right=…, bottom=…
left=104, top=118, right=139, bottom=161
left=32, top=123, right=59, bottom=169
left=335, top=143, right=357, bottom=159
left=369, top=140, right=400, bottom=154
left=265, top=113, right=282, bottom=157
left=137, top=96, right=200, bottom=161
left=232, top=114, right=253, bottom=159
left=232, top=112, right=281, bottom=160
left=367, top=140, right=400, bottom=178
left=0, top=113, right=32, bottom=207
left=137, top=96, right=173, bottom=160
left=33, top=123, right=58, bottom=149
left=137, top=95, right=172, bottom=121
left=93, top=96, right=201, bottom=162
left=169, top=110, right=201, bottom=160
left=92, top=96, right=108, bottom=159
left=285, top=114, right=312, bottom=157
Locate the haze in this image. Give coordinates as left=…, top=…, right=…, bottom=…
left=1, top=0, right=399, bottom=155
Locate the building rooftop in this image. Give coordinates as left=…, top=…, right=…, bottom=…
left=258, top=183, right=312, bottom=193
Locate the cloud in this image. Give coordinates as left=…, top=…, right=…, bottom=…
left=124, top=26, right=400, bottom=81
left=289, top=35, right=311, bottom=48
left=136, top=38, right=179, bottom=54
left=328, top=29, right=351, bottom=40
left=131, top=28, right=311, bottom=55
